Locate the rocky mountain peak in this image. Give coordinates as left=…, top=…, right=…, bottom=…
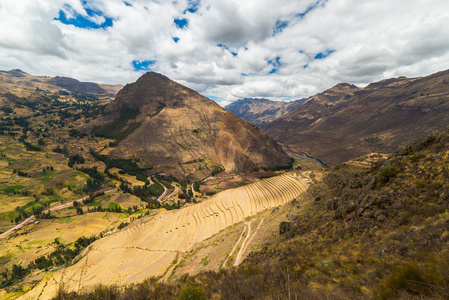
left=92, top=72, right=290, bottom=179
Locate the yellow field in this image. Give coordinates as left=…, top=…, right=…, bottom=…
left=20, top=172, right=311, bottom=299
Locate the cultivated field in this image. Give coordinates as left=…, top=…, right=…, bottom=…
left=21, top=172, right=311, bottom=299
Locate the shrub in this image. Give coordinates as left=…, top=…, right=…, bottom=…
left=414, top=179, right=427, bottom=189
left=377, top=258, right=449, bottom=300
left=178, top=285, right=207, bottom=300
left=377, top=166, right=399, bottom=184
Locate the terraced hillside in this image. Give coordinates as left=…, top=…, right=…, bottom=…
left=22, top=173, right=311, bottom=299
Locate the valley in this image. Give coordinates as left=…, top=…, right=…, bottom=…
left=0, top=68, right=448, bottom=300
left=263, top=71, right=449, bottom=165
left=224, top=98, right=306, bottom=126
left=1, top=0, right=448, bottom=299
left=0, top=70, right=315, bottom=299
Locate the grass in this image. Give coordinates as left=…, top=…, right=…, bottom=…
left=26, top=239, right=49, bottom=246
left=0, top=253, right=14, bottom=265
left=200, top=256, right=209, bottom=266
left=57, top=216, right=74, bottom=224
left=39, top=172, right=53, bottom=182
left=107, top=202, right=121, bottom=210
left=1, top=185, right=25, bottom=194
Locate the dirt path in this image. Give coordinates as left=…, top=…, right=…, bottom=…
left=233, top=218, right=264, bottom=266
left=162, top=185, right=178, bottom=203
left=191, top=183, right=196, bottom=199
left=222, top=223, right=247, bottom=268
left=156, top=181, right=168, bottom=204
left=0, top=215, right=36, bottom=239
left=0, top=189, right=116, bottom=240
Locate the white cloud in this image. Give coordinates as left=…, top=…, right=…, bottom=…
left=0, top=0, right=448, bottom=103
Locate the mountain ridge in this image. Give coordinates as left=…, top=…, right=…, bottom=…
left=0, top=69, right=122, bottom=96
left=263, top=70, right=449, bottom=165
left=89, top=72, right=291, bottom=179
left=225, top=97, right=307, bottom=126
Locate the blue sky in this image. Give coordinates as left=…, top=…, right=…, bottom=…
left=55, top=3, right=113, bottom=29
left=1, top=0, right=449, bottom=105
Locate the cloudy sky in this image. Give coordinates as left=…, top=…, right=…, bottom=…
left=1, top=0, right=449, bottom=105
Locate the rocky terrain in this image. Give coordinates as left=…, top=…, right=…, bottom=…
left=263, top=70, right=449, bottom=165
left=225, top=97, right=306, bottom=126
left=88, top=72, right=291, bottom=179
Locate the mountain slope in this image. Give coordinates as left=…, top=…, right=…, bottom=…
left=225, top=97, right=306, bottom=126
left=21, top=172, right=311, bottom=299
left=47, top=76, right=109, bottom=95
left=90, top=72, right=290, bottom=178
left=263, top=70, right=449, bottom=165
left=53, top=130, right=449, bottom=300
left=0, top=69, right=122, bottom=96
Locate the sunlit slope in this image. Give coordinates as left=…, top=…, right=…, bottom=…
left=22, top=173, right=310, bottom=299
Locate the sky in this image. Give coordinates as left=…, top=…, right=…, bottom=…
left=1, top=0, right=449, bottom=106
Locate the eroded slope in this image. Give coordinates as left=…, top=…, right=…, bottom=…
left=22, top=172, right=311, bottom=299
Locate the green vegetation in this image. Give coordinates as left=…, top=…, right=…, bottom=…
left=1, top=185, right=25, bottom=194
left=183, top=158, right=205, bottom=165
left=93, top=105, right=141, bottom=141
left=261, top=157, right=296, bottom=172
left=193, top=181, right=201, bottom=192
left=107, top=202, right=122, bottom=212
left=1, top=236, right=98, bottom=288
left=364, top=135, right=380, bottom=144
left=210, top=164, right=225, bottom=176
left=90, top=150, right=151, bottom=182
left=178, top=286, right=207, bottom=300
left=377, top=165, right=399, bottom=184
left=200, top=256, right=209, bottom=266
left=148, top=101, right=166, bottom=118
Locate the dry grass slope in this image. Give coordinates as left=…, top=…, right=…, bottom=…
left=21, top=173, right=311, bottom=299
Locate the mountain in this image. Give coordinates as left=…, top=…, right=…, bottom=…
left=263, top=70, right=449, bottom=165
left=47, top=76, right=121, bottom=95
left=0, top=69, right=122, bottom=96
left=225, top=97, right=306, bottom=126
left=89, top=72, right=291, bottom=179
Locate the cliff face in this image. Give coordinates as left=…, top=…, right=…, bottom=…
left=263, top=71, right=449, bottom=165
left=92, top=72, right=290, bottom=178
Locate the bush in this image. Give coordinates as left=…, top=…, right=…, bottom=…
left=377, top=166, right=398, bottom=184
left=377, top=258, right=449, bottom=300
left=178, top=285, right=207, bottom=300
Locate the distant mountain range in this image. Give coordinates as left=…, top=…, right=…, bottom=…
left=262, top=70, right=449, bottom=165
left=0, top=69, right=122, bottom=96
left=225, top=98, right=306, bottom=126
left=87, top=72, right=290, bottom=179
